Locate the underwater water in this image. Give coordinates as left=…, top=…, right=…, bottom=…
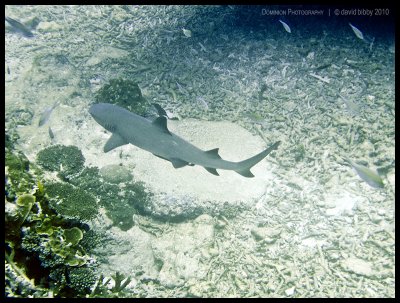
left=5, top=5, right=395, bottom=298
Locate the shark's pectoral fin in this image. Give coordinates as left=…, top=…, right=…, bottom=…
left=205, top=167, right=219, bottom=176
left=104, top=133, right=127, bottom=152
left=205, top=148, right=221, bottom=159
left=170, top=157, right=189, bottom=168
left=152, top=116, right=172, bottom=135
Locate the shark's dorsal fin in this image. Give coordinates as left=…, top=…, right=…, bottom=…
left=152, top=116, right=172, bottom=135
left=205, top=167, right=219, bottom=176
left=170, top=157, right=189, bottom=168
left=152, top=103, right=168, bottom=117
left=205, top=148, right=221, bottom=159
left=104, top=133, right=127, bottom=152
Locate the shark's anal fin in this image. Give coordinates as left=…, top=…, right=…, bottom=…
left=205, top=148, right=221, bottom=159
left=170, top=157, right=189, bottom=168
left=205, top=167, right=219, bottom=176
left=152, top=116, right=172, bottom=135
left=153, top=154, right=169, bottom=161
left=104, top=133, right=127, bottom=152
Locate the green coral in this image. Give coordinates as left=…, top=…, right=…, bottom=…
left=6, top=194, right=35, bottom=245
left=16, top=194, right=35, bottom=225
left=35, top=218, right=55, bottom=235
left=69, top=167, right=152, bottom=231
left=63, top=227, right=83, bottom=246
left=36, top=145, right=85, bottom=181
left=79, top=229, right=105, bottom=254
left=45, top=182, right=98, bottom=221
left=22, top=216, right=89, bottom=269
left=5, top=144, right=103, bottom=297
left=94, top=78, right=148, bottom=114
left=99, top=164, right=133, bottom=184
left=69, top=167, right=103, bottom=189
left=5, top=149, right=36, bottom=200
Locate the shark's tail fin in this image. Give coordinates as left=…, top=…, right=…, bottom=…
left=235, top=141, right=281, bottom=178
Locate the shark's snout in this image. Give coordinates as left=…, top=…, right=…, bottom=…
left=89, top=103, right=114, bottom=121
left=89, top=103, right=102, bottom=117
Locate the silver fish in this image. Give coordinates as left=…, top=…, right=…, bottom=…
left=279, top=20, right=291, bottom=33
left=48, top=126, right=54, bottom=139
left=5, top=16, right=34, bottom=38
left=38, top=102, right=59, bottom=127
left=344, top=156, right=384, bottom=188
left=338, top=94, right=360, bottom=115
left=349, top=23, right=364, bottom=40
left=182, top=28, right=192, bottom=37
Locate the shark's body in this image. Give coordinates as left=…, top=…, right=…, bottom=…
left=89, top=103, right=280, bottom=177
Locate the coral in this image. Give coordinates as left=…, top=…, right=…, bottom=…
left=293, top=144, right=306, bottom=163
left=69, top=167, right=152, bottom=231
left=22, top=225, right=89, bottom=269
left=67, top=267, right=97, bottom=295
left=89, top=272, right=132, bottom=298
left=16, top=194, right=36, bottom=225
left=6, top=108, right=34, bottom=127
left=5, top=128, right=20, bottom=151
left=94, top=78, right=148, bottom=114
left=45, top=182, right=98, bottom=221
left=110, top=272, right=132, bottom=293
left=36, top=145, right=85, bottom=181
left=5, top=194, right=36, bottom=247
left=5, top=149, right=36, bottom=201
left=68, top=167, right=103, bottom=190
left=97, top=181, right=152, bottom=231
left=99, top=164, right=133, bottom=184
left=63, top=227, right=83, bottom=246
left=5, top=255, right=49, bottom=298
left=79, top=229, right=105, bottom=254
left=35, top=218, right=55, bottom=235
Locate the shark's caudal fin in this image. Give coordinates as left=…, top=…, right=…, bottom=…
left=235, top=141, right=281, bottom=178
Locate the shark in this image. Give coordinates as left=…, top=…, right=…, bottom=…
left=89, top=103, right=280, bottom=177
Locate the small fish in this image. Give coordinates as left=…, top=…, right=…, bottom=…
left=278, top=20, right=291, bottom=33
left=38, top=102, right=59, bottom=127
left=5, top=16, right=34, bottom=38
left=344, top=157, right=384, bottom=188
left=182, top=28, right=192, bottom=38
left=338, top=94, right=360, bottom=115
left=48, top=126, right=54, bottom=139
left=349, top=23, right=364, bottom=40
left=7, top=66, right=10, bottom=74
left=196, top=96, right=209, bottom=110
